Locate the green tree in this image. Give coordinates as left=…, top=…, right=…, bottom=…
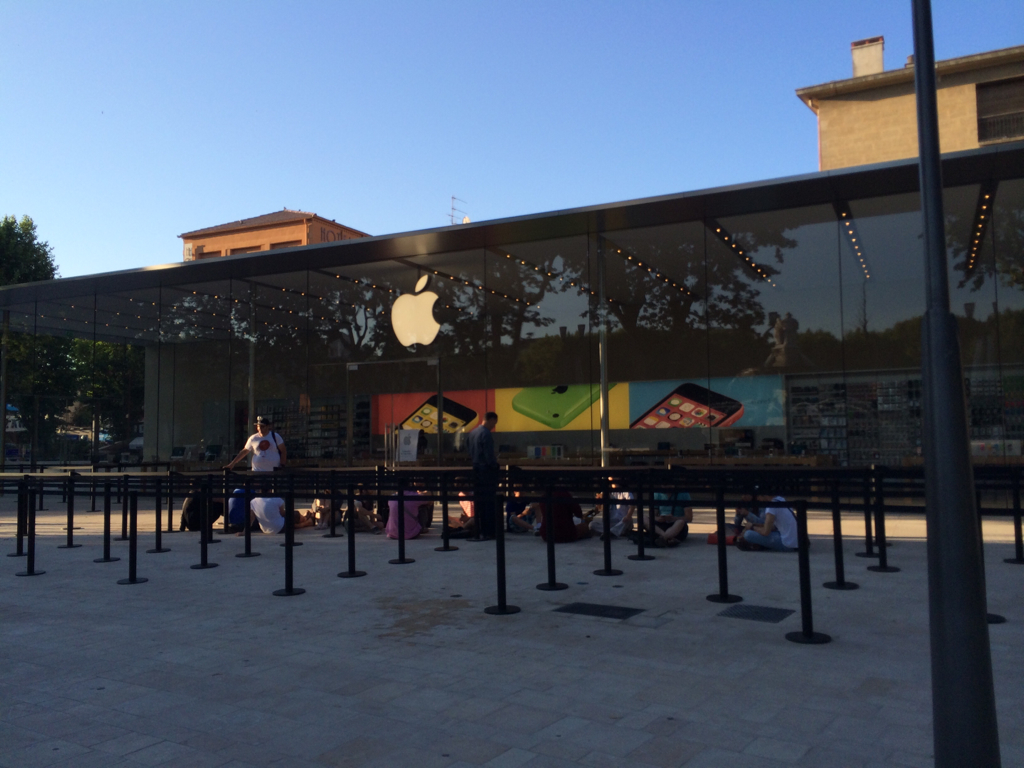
left=1, top=215, right=58, bottom=284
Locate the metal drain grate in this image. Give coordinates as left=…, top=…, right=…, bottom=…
left=717, top=605, right=794, bottom=624
left=554, top=602, right=645, bottom=620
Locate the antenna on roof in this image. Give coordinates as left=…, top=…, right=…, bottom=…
left=449, top=196, right=469, bottom=225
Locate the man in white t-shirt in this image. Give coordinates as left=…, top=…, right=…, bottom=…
left=224, top=416, right=287, bottom=472
left=590, top=484, right=635, bottom=539
left=737, top=495, right=798, bottom=552
left=246, top=496, right=316, bottom=534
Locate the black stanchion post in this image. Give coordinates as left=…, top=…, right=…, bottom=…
left=118, top=474, right=129, bottom=541
left=867, top=468, right=899, bottom=573
left=16, top=484, right=44, bottom=577
left=167, top=473, right=175, bottom=533
left=824, top=480, right=857, bottom=590
left=94, top=481, right=119, bottom=563
left=786, top=500, right=831, bottom=644
left=975, top=488, right=1006, bottom=625
left=855, top=469, right=877, bottom=558
left=190, top=480, right=218, bottom=570
left=222, top=468, right=230, bottom=534
left=8, top=481, right=27, bottom=558
left=594, top=475, right=623, bottom=577
left=485, top=467, right=520, bottom=615
left=537, top=485, right=567, bottom=591
left=205, top=475, right=221, bottom=544
left=148, top=478, right=169, bottom=554
left=338, top=484, right=366, bottom=578
left=435, top=473, right=457, bottom=552
left=707, top=487, right=741, bottom=603
left=389, top=478, right=414, bottom=564
left=58, top=475, right=81, bottom=549
left=37, top=473, right=45, bottom=511
left=236, top=477, right=259, bottom=558
left=118, top=492, right=148, bottom=585
left=629, top=481, right=654, bottom=562
left=90, top=467, right=98, bottom=511
left=1006, top=468, right=1024, bottom=565
left=273, top=491, right=305, bottom=596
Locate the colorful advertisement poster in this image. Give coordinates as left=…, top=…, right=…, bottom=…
left=628, top=376, right=785, bottom=429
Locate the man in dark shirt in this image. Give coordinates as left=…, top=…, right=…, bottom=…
left=467, top=412, right=499, bottom=538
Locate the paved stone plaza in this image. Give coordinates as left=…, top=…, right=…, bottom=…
left=1, top=495, right=1021, bottom=767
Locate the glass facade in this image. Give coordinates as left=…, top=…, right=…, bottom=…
left=3, top=145, right=1024, bottom=468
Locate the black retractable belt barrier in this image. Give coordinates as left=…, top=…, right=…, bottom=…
left=339, top=484, right=366, bottom=578
left=94, top=482, right=119, bottom=563
left=1006, top=468, right=1024, bottom=565
left=707, top=487, right=741, bottom=604
left=274, top=491, right=305, bottom=596
left=118, top=475, right=129, bottom=541
left=436, top=474, right=457, bottom=552
left=16, top=484, right=44, bottom=576
left=9, top=481, right=27, bottom=558
left=824, top=481, right=858, bottom=590
left=148, top=478, right=170, bottom=554
left=191, top=480, right=218, bottom=570
left=537, top=485, right=567, bottom=591
left=237, top=477, right=259, bottom=558
left=280, top=475, right=300, bottom=546
left=786, top=500, right=831, bottom=644
left=855, top=469, right=876, bottom=558
left=867, top=469, right=898, bottom=573
left=485, top=469, right=520, bottom=615
left=324, top=470, right=342, bottom=539
left=594, top=476, right=623, bottom=577
left=118, top=492, right=148, bottom=585
left=629, top=483, right=654, bottom=562
left=205, top=475, right=221, bottom=544
left=58, top=475, right=81, bottom=549
left=389, top=478, right=414, bottom=564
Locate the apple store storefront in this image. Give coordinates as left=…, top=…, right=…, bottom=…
left=3, top=142, right=1024, bottom=469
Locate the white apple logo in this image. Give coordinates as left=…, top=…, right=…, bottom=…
left=391, top=274, right=441, bottom=347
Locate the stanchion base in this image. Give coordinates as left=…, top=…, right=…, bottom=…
left=785, top=630, right=831, bottom=644
left=16, top=570, right=45, bottom=577
left=93, top=556, right=120, bottom=563
left=280, top=541, right=303, bottom=547
left=434, top=545, right=459, bottom=552
left=146, top=548, right=171, bottom=554
left=536, top=582, right=568, bottom=591
left=62, top=526, right=83, bottom=530
left=7, top=551, right=26, bottom=557
left=854, top=551, right=879, bottom=558
left=628, top=554, right=655, bottom=561
left=867, top=565, right=900, bottom=573
left=115, top=537, right=130, bottom=542
left=190, top=563, right=219, bottom=569
left=207, top=539, right=221, bottom=544
left=707, top=594, right=742, bottom=604
left=273, top=587, right=306, bottom=596
left=235, top=552, right=261, bottom=558
left=322, top=533, right=344, bottom=538
left=987, top=613, right=1007, bottom=624
left=338, top=570, right=367, bottom=578
left=117, top=577, right=148, bottom=585
left=1004, top=558, right=1024, bottom=565
left=823, top=581, right=859, bottom=590
left=593, top=568, right=623, bottom=577
left=388, top=558, right=415, bottom=564
left=57, top=544, right=82, bottom=549
left=484, top=604, right=521, bottom=615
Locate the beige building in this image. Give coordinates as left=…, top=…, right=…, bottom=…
left=797, top=39, right=1024, bottom=171
left=180, top=209, right=368, bottom=261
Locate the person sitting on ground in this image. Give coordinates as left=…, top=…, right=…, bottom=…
left=506, top=490, right=540, bottom=533
left=246, top=495, right=316, bottom=534
left=179, top=480, right=224, bottom=531
left=736, top=494, right=798, bottom=552
left=352, top=495, right=385, bottom=533
left=538, top=490, right=592, bottom=543
left=448, top=492, right=478, bottom=538
left=589, top=482, right=635, bottom=540
left=384, top=488, right=432, bottom=540
left=648, top=490, right=693, bottom=546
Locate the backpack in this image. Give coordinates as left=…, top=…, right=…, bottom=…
left=179, top=494, right=224, bottom=531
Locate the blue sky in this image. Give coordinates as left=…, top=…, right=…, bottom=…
left=1, top=1, right=1019, bottom=277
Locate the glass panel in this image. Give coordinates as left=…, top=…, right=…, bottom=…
left=994, top=178, right=1024, bottom=452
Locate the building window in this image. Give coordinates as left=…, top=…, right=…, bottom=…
left=977, top=76, right=1024, bottom=143
left=270, top=240, right=302, bottom=250
left=228, top=246, right=262, bottom=255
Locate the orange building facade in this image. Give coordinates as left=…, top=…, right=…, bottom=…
left=179, top=209, right=368, bottom=261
